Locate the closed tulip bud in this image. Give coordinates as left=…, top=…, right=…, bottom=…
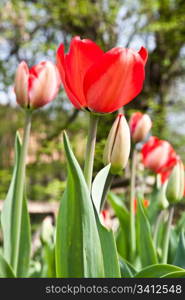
left=15, top=61, right=61, bottom=109
left=41, top=216, right=54, bottom=244
left=166, top=160, right=185, bottom=204
left=103, top=114, right=130, bottom=174
left=129, top=112, right=152, bottom=143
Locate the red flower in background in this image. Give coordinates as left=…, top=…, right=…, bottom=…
left=141, top=136, right=178, bottom=182
left=129, top=111, right=152, bottom=143
left=56, top=36, right=148, bottom=113
left=15, top=61, right=61, bottom=109
left=134, top=198, right=149, bottom=214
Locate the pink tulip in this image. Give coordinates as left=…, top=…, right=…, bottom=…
left=129, top=112, right=152, bottom=143
left=15, top=61, right=61, bottom=109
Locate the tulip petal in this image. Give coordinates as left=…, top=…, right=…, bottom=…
left=103, top=114, right=120, bottom=164
left=14, top=61, right=29, bottom=107
left=65, top=37, right=104, bottom=107
left=56, top=44, right=82, bottom=109
left=29, top=61, right=61, bottom=108
left=57, top=37, right=104, bottom=109
left=138, top=47, right=148, bottom=65
left=111, top=115, right=131, bottom=169
left=142, top=136, right=178, bottom=177
left=132, top=114, right=152, bottom=142
left=129, top=112, right=143, bottom=135
left=84, top=47, right=147, bottom=113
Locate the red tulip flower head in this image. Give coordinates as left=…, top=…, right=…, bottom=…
left=56, top=36, right=148, bottom=113
left=141, top=136, right=178, bottom=182
left=129, top=112, right=152, bottom=143
left=15, top=61, right=61, bottom=109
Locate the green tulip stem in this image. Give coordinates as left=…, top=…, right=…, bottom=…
left=84, top=113, right=99, bottom=189
left=129, top=148, right=137, bottom=262
left=12, top=109, right=32, bottom=274
left=153, top=210, right=165, bottom=247
left=162, top=206, right=174, bottom=264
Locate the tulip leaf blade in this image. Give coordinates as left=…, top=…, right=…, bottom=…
left=173, top=230, right=185, bottom=269
left=108, top=192, right=130, bottom=260
left=137, top=195, right=158, bottom=267
left=94, top=210, right=121, bottom=278
left=92, top=164, right=111, bottom=212
left=0, top=252, right=15, bottom=278
left=119, top=257, right=137, bottom=278
left=135, top=264, right=184, bottom=278
left=161, top=271, right=185, bottom=278
left=1, top=132, right=31, bottom=277
left=55, top=131, right=104, bottom=278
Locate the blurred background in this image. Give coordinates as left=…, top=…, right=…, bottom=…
left=0, top=0, right=185, bottom=205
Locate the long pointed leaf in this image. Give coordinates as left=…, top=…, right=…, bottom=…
left=137, top=196, right=158, bottom=267
left=94, top=210, right=121, bottom=277
left=55, top=132, right=104, bottom=278
left=0, top=252, right=15, bottom=278
left=108, top=192, right=130, bottom=260
left=92, top=164, right=111, bottom=213
left=173, top=231, right=185, bottom=268
left=1, top=132, right=31, bottom=277
left=135, top=264, right=184, bottom=278
left=119, top=257, right=137, bottom=278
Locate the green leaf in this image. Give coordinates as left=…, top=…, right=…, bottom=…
left=0, top=252, right=15, bottom=278
left=173, top=231, right=185, bottom=268
left=137, top=196, right=158, bottom=267
left=108, top=192, right=130, bottom=260
left=94, top=210, right=121, bottom=278
left=92, top=164, right=111, bottom=213
left=119, top=257, right=137, bottom=278
left=135, top=264, right=184, bottom=278
left=108, top=192, right=129, bottom=225
left=161, top=271, right=185, bottom=278
left=42, top=244, right=56, bottom=278
left=1, top=132, right=31, bottom=277
left=55, top=132, right=104, bottom=278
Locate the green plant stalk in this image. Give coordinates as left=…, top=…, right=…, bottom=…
left=162, top=206, right=174, bottom=264
left=129, top=148, right=137, bottom=262
left=153, top=210, right=165, bottom=247
left=84, top=113, right=99, bottom=189
left=12, top=110, right=32, bottom=274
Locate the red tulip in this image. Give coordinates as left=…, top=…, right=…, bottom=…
left=141, top=136, right=178, bottom=181
left=129, top=112, right=152, bottom=143
left=134, top=198, right=149, bottom=214
left=15, top=61, right=61, bottom=109
left=56, top=36, right=148, bottom=113
left=100, top=210, right=112, bottom=229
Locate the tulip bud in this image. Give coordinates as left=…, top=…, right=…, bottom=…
left=15, top=61, right=61, bottom=109
left=41, top=216, right=54, bottom=244
left=103, top=114, right=130, bottom=174
left=166, top=160, right=185, bottom=204
left=129, top=112, right=152, bottom=143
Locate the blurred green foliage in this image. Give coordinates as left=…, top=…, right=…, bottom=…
left=0, top=0, right=185, bottom=202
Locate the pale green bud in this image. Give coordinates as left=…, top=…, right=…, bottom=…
left=103, top=114, right=131, bottom=174
left=166, top=160, right=185, bottom=204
